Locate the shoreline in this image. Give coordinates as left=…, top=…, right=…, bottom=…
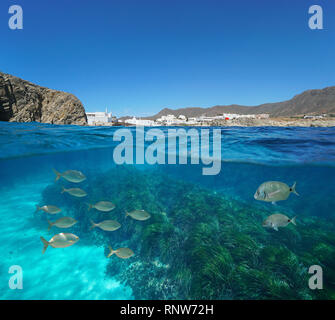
left=92, top=118, right=335, bottom=128
left=2, top=118, right=335, bottom=128
left=205, top=117, right=335, bottom=127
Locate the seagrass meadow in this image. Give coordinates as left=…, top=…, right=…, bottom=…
left=39, top=165, right=335, bottom=300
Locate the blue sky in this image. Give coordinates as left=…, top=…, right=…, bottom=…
left=0, top=0, right=334, bottom=116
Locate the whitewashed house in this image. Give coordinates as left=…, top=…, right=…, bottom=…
left=86, top=108, right=114, bottom=125
left=124, top=117, right=156, bottom=126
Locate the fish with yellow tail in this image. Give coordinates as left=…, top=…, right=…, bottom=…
left=40, top=233, right=79, bottom=254
left=47, top=217, right=78, bottom=231
left=88, top=201, right=115, bottom=212
left=125, top=209, right=151, bottom=221
left=61, top=187, right=87, bottom=198
left=254, top=181, right=299, bottom=204
left=107, top=246, right=134, bottom=259
left=36, top=205, right=61, bottom=215
left=90, top=219, right=121, bottom=231
left=52, top=169, right=86, bottom=183
left=262, top=213, right=297, bottom=231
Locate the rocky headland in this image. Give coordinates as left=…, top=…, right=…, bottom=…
left=0, top=72, right=87, bottom=125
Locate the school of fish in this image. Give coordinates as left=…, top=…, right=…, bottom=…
left=36, top=169, right=151, bottom=258
left=37, top=169, right=300, bottom=263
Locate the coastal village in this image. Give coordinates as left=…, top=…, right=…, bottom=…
left=86, top=109, right=270, bottom=126
left=85, top=109, right=334, bottom=127
left=123, top=113, right=270, bottom=126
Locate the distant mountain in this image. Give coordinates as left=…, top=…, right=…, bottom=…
left=145, top=86, right=335, bottom=119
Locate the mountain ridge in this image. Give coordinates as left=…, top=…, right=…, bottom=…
left=144, top=86, right=335, bottom=119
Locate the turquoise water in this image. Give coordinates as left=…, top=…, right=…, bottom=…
left=0, top=165, right=133, bottom=300
left=0, top=122, right=335, bottom=300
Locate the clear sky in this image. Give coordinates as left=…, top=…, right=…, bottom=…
left=0, top=0, right=334, bottom=116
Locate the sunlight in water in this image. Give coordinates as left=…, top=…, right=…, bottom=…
left=0, top=179, right=133, bottom=300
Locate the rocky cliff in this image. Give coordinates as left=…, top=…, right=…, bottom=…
left=0, top=72, right=87, bottom=125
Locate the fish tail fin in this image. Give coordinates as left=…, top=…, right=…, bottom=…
left=90, top=219, right=97, bottom=230
left=61, top=187, right=66, bottom=194
left=40, top=236, right=49, bottom=254
left=52, top=168, right=61, bottom=181
left=291, top=182, right=299, bottom=196
left=291, top=216, right=297, bottom=226
left=88, top=204, right=93, bottom=211
left=35, top=205, right=41, bottom=212
left=125, top=211, right=129, bottom=218
left=47, top=220, right=53, bottom=231
left=107, top=245, right=115, bottom=258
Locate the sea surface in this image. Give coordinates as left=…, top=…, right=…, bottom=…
left=0, top=121, right=334, bottom=300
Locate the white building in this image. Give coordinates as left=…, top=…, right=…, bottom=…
left=156, top=114, right=188, bottom=125
left=218, top=113, right=269, bottom=119
left=220, top=113, right=255, bottom=119
left=124, top=117, right=157, bottom=126
left=303, top=114, right=324, bottom=119
left=256, top=114, right=270, bottom=119
left=86, top=108, right=114, bottom=125
left=198, top=116, right=216, bottom=122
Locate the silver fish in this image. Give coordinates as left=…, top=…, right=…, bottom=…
left=40, top=233, right=79, bottom=254
left=36, top=205, right=61, bottom=215
left=61, top=187, right=87, bottom=198
left=125, top=209, right=151, bottom=221
left=263, top=214, right=296, bottom=231
left=107, top=246, right=134, bottom=259
left=254, top=181, right=299, bottom=204
left=47, top=217, right=78, bottom=230
left=90, top=219, right=121, bottom=231
left=53, top=169, right=86, bottom=183
left=88, top=201, right=115, bottom=212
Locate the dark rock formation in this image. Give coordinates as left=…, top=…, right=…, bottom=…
left=0, top=71, right=87, bottom=125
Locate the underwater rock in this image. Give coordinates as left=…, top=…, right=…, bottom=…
left=0, top=71, right=87, bottom=125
